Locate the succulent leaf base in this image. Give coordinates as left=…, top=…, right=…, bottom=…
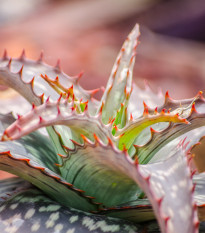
left=0, top=24, right=204, bottom=233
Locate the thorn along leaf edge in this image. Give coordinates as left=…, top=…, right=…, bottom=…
left=0, top=24, right=204, bottom=233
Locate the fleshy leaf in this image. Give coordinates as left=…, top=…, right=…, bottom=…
left=59, top=136, right=198, bottom=232
left=93, top=198, right=154, bottom=223
left=0, top=187, right=139, bottom=233
left=0, top=109, right=198, bottom=231
left=98, top=24, right=140, bottom=124
left=116, top=109, right=189, bottom=151
left=135, top=96, right=205, bottom=164
left=59, top=134, right=142, bottom=208
left=0, top=51, right=99, bottom=110
left=0, top=177, right=32, bottom=203
left=0, top=113, right=100, bottom=212
left=1, top=100, right=112, bottom=146
left=40, top=74, right=99, bottom=115
left=0, top=113, right=60, bottom=172
left=112, top=102, right=128, bottom=135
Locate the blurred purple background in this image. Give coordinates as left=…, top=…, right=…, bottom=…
left=0, top=0, right=205, bottom=99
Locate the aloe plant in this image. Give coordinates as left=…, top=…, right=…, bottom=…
left=0, top=24, right=204, bottom=233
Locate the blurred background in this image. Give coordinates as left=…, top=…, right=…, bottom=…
left=1, top=0, right=205, bottom=98
left=0, top=0, right=205, bottom=177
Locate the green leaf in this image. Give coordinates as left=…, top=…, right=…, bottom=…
left=0, top=113, right=60, bottom=173
left=0, top=113, right=99, bottom=212
left=116, top=111, right=188, bottom=151
left=95, top=199, right=154, bottom=223
left=0, top=177, right=32, bottom=203
left=59, top=135, right=141, bottom=208
left=98, top=24, right=140, bottom=124
left=60, top=137, right=197, bottom=232
left=136, top=98, right=205, bottom=164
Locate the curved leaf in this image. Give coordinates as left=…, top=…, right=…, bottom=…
left=60, top=137, right=197, bottom=232
left=116, top=110, right=188, bottom=151
left=0, top=113, right=59, bottom=172
left=136, top=97, right=205, bottom=164
left=0, top=113, right=100, bottom=212
left=1, top=100, right=113, bottom=146
left=0, top=51, right=98, bottom=109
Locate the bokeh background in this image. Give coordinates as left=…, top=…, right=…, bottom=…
left=1, top=0, right=205, bottom=98
left=0, top=0, right=205, bottom=177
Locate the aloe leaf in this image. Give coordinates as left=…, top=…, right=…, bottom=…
left=0, top=188, right=139, bottom=233
left=0, top=177, right=32, bottom=203
left=0, top=113, right=100, bottom=212
left=116, top=110, right=189, bottom=151
left=136, top=97, right=205, bottom=164
left=0, top=110, right=199, bottom=231
left=112, top=102, right=128, bottom=135
left=95, top=199, right=154, bottom=223
left=1, top=100, right=112, bottom=145
left=0, top=113, right=60, bottom=172
left=0, top=108, right=198, bottom=231
left=98, top=24, right=140, bottom=124
left=40, top=74, right=99, bottom=115
left=0, top=51, right=98, bottom=108
left=59, top=137, right=198, bottom=232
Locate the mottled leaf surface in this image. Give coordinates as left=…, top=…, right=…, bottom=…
left=0, top=188, right=139, bottom=233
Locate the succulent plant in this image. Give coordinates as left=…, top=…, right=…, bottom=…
left=0, top=24, right=204, bottom=233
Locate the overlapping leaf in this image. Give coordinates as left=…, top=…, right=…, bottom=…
left=0, top=23, right=202, bottom=233
left=0, top=113, right=103, bottom=212
left=0, top=180, right=139, bottom=233
left=1, top=108, right=198, bottom=232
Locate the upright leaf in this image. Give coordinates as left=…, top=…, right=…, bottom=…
left=98, top=24, right=140, bottom=124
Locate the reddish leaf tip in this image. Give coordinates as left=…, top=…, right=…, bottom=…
left=157, top=197, right=163, bottom=207
left=32, top=103, right=36, bottom=110
left=57, top=153, right=67, bottom=158
left=7, top=58, right=12, bottom=69
left=39, top=116, right=44, bottom=124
